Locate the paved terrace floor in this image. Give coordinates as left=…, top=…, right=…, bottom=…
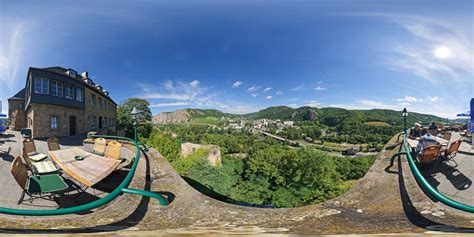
left=0, top=131, right=128, bottom=210
left=0, top=131, right=472, bottom=235
left=420, top=133, right=474, bottom=206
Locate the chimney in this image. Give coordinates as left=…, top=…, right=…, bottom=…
left=81, top=71, right=89, bottom=78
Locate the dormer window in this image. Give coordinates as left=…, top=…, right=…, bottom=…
left=67, top=69, right=77, bottom=78
left=34, top=77, right=49, bottom=94
left=51, top=81, right=63, bottom=97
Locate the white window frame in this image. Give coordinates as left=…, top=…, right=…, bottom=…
left=76, top=88, right=84, bottom=102
left=65, top=85, right=75, bottom=99
left=51, top=81, right=63, bottom=97
left=91, top=94, right=97, bottom=106
left=35, top=77, right=49, bottom=95
left=91, top=116, right=96, bottom=129
left=51, top=116, right=58, bottom=129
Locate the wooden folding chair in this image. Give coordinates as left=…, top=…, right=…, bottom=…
left=23, top=139, right=47, bottom=162
left=442, top=132, right=452, bottom=142
left=92, top=138, right=107, bottom=156
left=443, top=139, right=462, bottom=163
left=11, top=156, right=68, bottom=204
left=23, top=139, right=37, bottom=154
left=417, top=144, right=441, bottom=166
left=22, top=148, right=59, bottom=175
left=47, top=137, right=60, bottom=151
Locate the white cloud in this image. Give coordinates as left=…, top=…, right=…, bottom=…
left=314, top=86, right=327, bottom=91
left=291, top=85, right=306, bottom=91
left=251, top=93, right=259, bottom=97
left=139, top=79, right=230, bottom=111
left=286, top=103, right=299, bottom=108
left=324, top=96, right=463, bottom=118
left=232, top=80, right=242, bottom=88
left=263, top=87, right=272, bottom=92
left=317, top=80, right=323, bottom=84
left=276, top=90, right=283, bottom=95
left=306, top=100, right=321, bottom=107
left=427, top=96, right=439, bottom=102
left=382, top=15, right=473, bottom=83
left=247, top=86, right=260, bottom=93
left=265, top=95, right=272, bottom=100
left=141, top=92, right=191, bottom=101
left=225, top=105, right=261, bottom=114
left=357, top=100, right=396, bottom=109
left=150, top=102, right=190, bottom=107
left=0, top=23, right=26, bottom=114
left=397, top=96, right=419, bottom=103
left=189, top=80, right=200, bottom=87
left=162, top=80, right=175, bottom=91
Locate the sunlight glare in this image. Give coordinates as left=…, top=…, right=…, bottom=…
left=434, top=46, right=451, bottom=59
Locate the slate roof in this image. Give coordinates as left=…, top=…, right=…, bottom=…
left=8, top=88, right=25, bottom=101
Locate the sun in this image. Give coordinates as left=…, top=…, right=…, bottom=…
left=434, top=46, right=451, bottom=59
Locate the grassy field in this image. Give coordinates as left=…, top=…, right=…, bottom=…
left=363, top=121, right=391, bottom=127
left=190, top=116, right=220, bottom=125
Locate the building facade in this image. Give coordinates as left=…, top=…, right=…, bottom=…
left=8, top=67, right=117, bottom=138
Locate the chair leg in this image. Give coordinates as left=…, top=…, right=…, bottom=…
left=17, top=191, right=25, bottom=204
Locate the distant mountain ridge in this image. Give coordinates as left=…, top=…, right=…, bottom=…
left=153, top=106, right=447, bottom=126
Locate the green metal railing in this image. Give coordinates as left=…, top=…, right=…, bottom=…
left=0, top=127, right=168, bottom=216
left=401, top=133, right=474, bottom=213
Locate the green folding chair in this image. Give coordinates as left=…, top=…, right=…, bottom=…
left=11, top=156, right=69, bottom=204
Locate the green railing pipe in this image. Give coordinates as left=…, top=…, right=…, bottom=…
left=122, top=188, right=169, bottom=206
left=403, top=135, right=474, bottom=213
left=0, top=131, right=168, bottom=216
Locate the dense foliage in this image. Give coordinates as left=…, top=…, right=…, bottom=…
left=244, top=106, right=445, bottom=126
left=147, top=125, right=378, bottom=208
left=167, top=106, right=445, bottom=148
left=117, top=98, right=153, bottom=140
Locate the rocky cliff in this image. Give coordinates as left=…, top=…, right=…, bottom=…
left=152, top=109, right=191, bottom=124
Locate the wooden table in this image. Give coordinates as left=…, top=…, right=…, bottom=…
left=49, top=147, right=120, bottom=187
left=406, top=137, right=450, bottom=149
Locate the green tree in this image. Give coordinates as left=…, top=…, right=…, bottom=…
left=117, top=98, right=153, bottom=140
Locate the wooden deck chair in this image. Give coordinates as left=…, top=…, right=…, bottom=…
left=417, top=144, right=441, bottom=165
left=443, top=139, right=462, bottom=162
left=92, top=138, right=107, bottom=156
left=23, top=139, right=47, bottom=162
left=11, top=156, right=68, bottom=204
left=105, top=141, right=132, bottom=170
left=106, top=141, right=122, bottom=160
left=22, top=148, right=59, bottom=175
left=442, top=132, right=452, bottom=141
left=47, top=137, right=60, bottom=151
left=23, top=139, right=36, bottom=154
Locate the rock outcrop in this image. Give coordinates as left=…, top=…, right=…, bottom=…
left=152, top=109, right=191, bottom=124
left=180, top=142, right=222, bottom=166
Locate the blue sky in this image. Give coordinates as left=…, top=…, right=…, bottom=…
left=0, top=0, right=472, bottom=118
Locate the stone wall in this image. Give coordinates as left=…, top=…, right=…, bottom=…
left=84, top=87, right=117, bottom=133
left=8, top=100, right=25, bottom=130
left=181, top=142, right=222, bottom=166
left=30, top=103, right=85, bottom=138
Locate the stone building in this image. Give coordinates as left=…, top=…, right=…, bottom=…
left=8, top=66, right=117, bottom=138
